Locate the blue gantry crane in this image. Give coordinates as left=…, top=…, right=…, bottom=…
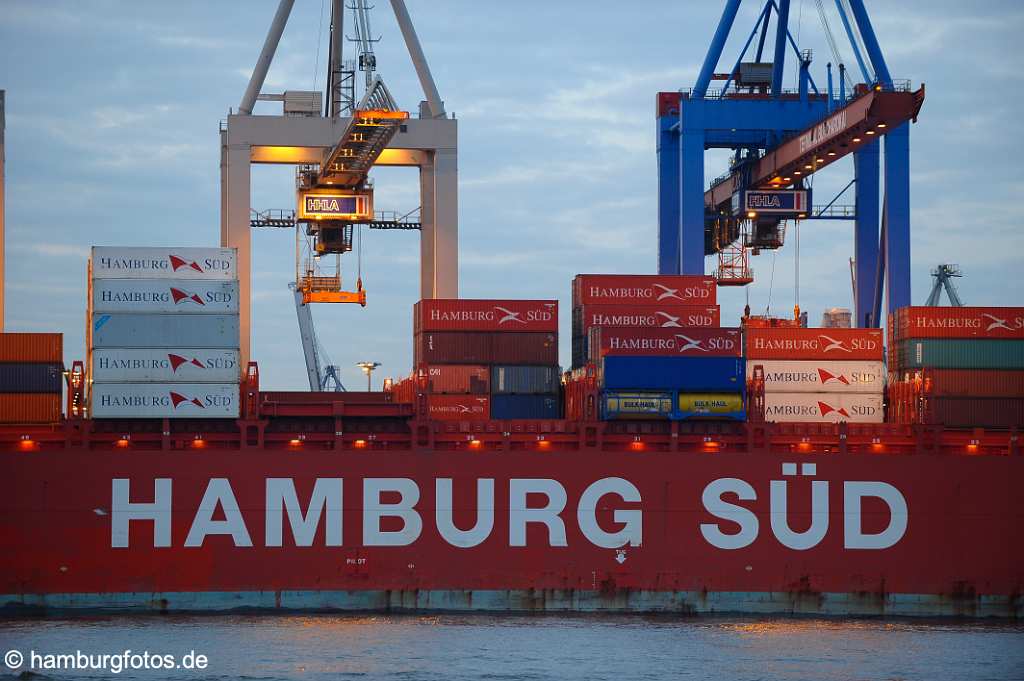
left=657, top=0, right=924, bottom=327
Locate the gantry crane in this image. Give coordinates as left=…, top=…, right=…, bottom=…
left=657, top=0, right=924, bottom=328
left=924, top=264, right=964, bottom=307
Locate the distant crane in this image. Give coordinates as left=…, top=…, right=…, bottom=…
left=924, top=264, right=964, bottom=307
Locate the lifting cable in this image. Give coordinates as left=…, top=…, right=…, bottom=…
left=312, top=0, right=327, bottom=91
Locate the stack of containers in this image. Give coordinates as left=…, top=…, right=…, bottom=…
left=88, top=247, right=241, bottom=419
left=0, top=333, right=63, bottom=423
left=571, top=274, right=719, bottom=368
left=889, top=306, right=1024, bottom=428
left=412, top=299, right=560, bottom=420
left=745, top=327, right=885, bottom=423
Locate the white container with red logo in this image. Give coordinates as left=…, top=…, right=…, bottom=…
left=91, top=247, right=237, bottom=280
left=763, top=392, right=883, bottom=423
left=91, top=279, right=239, bottom=314
left=90, top=383, right=240, bottom=418
left=90, top=349, right=240, bottom=383
left=746, top=360, right=884, bottom=393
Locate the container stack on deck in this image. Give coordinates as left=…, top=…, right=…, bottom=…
left=87, top=247, right=241, bottom=419
left=888, top=306, right=1024, bottom=428
left=0, top=333, right=63, bottom=423
left=745, top=327, right=885, bottom=423
left=400, top=299, right=560, bottom=420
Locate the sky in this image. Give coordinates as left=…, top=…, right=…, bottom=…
left=1, top=0, right=1022, bottom=390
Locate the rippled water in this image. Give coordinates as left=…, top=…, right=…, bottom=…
left=1, top=614, right=1022, bottom=680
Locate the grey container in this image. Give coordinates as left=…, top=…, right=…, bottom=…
left=0, top=363, right=63, bottom=393
left=491, top=365, right=560, bottom=395
left=91, top=314, right=240, bottom=349
left=895, top=339, right=1024, bottom=370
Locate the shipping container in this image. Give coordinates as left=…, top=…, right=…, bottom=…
left=0, top=393, right=61, bottom=423
left=576, top=305, right=721, bottom=334
left=894, top=306, right=1024, bottom=340
left=491, top=365, right=560, bottom=395
left=414, top=299, right=558, bottom=333
left=600, top=391, right=675, bottom=420
left=589, top=327, right=742, bottom=359
left=745, top=327, right=884, bottom=360
left=426, top=394, right=490, bottom=421
left=894, top=339, right=1024, bottom=370
left=0, top=363, right=63, bottom=393
left=90, top=314, right=240, bottom=349
left=926, top=397, right=1024, bottom=429
left=744, top=360, right=885, bottom=393
left=601, top=356, right=744, bottom=392
left=91, top=279, right=239, bottom=314
left=91, top=246, right=237, bottom=280
left=572, top=274, right=716, bottom=307
left=763, top=392, right=884, bottom=423
left=0, top=333, right=62, bottom=363
left=891, top=369, right=1024, bottom=398
left=90, top=382, right=240, bottom=418
left=414, top=332, right=558, bottom=366
left=419, top=365, right=489, bottom=394
left=490, top=394, right=560, bottom=420
left=90, top=349, right=241, bottom=383
left=677, top=393, right=745, bottom=416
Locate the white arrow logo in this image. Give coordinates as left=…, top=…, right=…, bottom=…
left=615, top=549, right=627, bottom=564
left=982, top=313, right=1012, bottom=331
left=656, top=311, right=682, bottom=327
left=653, top=284, right=685, bottom=301
left=818, top=334, right=852, bottom=353
left=494, top=306, right=527, bottom=325
left=675, top=334, right=707, bottom=352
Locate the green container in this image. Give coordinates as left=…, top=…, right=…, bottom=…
left=895, top=339, right=1024, bottom=369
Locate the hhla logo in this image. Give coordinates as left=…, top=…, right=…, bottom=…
left=169, top=392, right=205, bottom=409
left=169, top=287, right=205, bottom=306
left=817, top=368, right=850, bottom=385
left=168, top=354, right=205, bottom=372
left=817, top=400, right=850, bottom=418
left=169, top=255, right=205, bottom=273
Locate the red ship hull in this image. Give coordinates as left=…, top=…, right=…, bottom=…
left=3, top=442, right=1022, bottom=617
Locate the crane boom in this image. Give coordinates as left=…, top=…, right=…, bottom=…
left=292, top=287, right=322, bottom=391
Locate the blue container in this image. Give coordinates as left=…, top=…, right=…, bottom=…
left=601, top=356, right=745, bottom=392
left=491, top=365, right=560, bottom=394
left=490, top=394, right=561, bottom=419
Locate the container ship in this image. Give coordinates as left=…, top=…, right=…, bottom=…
left=1, top=1, right=1022, bottom=618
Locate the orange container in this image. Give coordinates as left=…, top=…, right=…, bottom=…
left=0, top=333, right=63, bottom=363
left=0, top=393, right=62, bottom=423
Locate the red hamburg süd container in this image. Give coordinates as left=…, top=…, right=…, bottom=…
left=576, top=305, right=720, bottom=334
left=894, top=369, right=1024, bottom=398
left=0, top=333, right=63, bottom=363
left=588, top=327, right=742, bottom=359
left=928, top=397, right=1024, bottom=429
left=414, top=332, right=558, bottom=366
left=572, top=274, right=716, bottom=307
left=419, top=365, right=490, bottom=394
left=894, top=306, right=1024, bottom=340
left=414, top=299, right=558, bottom=333
left=427, top=394, right=490, bottom=421
left=745, top=328, right=883, bottom=361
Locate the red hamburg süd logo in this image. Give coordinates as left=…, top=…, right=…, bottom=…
left=169, top=287, right=205, bottom=306
left=817, top=401, right=850, bottom=418
left=169, top=255, right=204, bottom=273
left=169, top=392, right=205, bottom=409
left=168, top=354, right=205, bottom=372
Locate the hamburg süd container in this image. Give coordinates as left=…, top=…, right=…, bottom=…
left=892, top=368, right=1024, bottom=398
left=414, top=332, right=558, bottom=366
left=91, top=247, right=237, bottom=280
left=763, top=392, right=884, bottom=423
left=90, top=349, right=241, bottom=383
left=589, top=327, right=742, bottom=359
left=0, top=393, right=62, bottom=423
left=600, top=356, right=744, bottom=392
left=491, top=365, right=560, bottom=395
left=745, top=327, right=884, bottom=361
left=572, top=274, right=716, bottom=307
left=414, top=299, right=558, bottom=333
left=91, top=279, right=239, bottom=314
left=926, top=397, right=1024, bottom=429
left=90, top=383, right=240, bottom=418
left=0, top=333, right=62, bottom=363
left=894, top=306, right=1024, bottom=340
left=420, top=365, right=489, bottom=394
left=91, top=314, right=240, bottom=349
left=600, top=391, right=675, bottom=420
left=576, top=305, right=720, bottom=334
left=425, top=394, right=490, bottom=421
left=677, top=393, right=745, bottom=419
left=894, top=339, right=1024, bottom=370
left=0, top=363, right=63, bottom=393
left=490, top=394, right=560, bottom=420
left=745, top=360, right=885, bottom=393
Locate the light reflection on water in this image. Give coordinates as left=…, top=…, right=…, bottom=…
left=1, top=613, right=1022, bottom=681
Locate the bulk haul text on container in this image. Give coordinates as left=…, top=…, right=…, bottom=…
left=110, top=472, right=907, bottom=551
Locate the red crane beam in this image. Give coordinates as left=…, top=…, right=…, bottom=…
left=705, top=86, right=925, bottom=209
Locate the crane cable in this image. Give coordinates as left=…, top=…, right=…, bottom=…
left=312, top=0, right=326, bottom=91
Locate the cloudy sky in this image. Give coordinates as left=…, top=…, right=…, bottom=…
left=1, top=0, right=1021, bottom=389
